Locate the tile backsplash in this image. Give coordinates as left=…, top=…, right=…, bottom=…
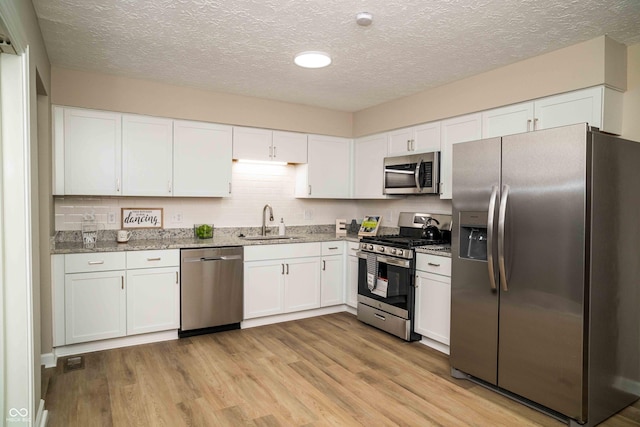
left=54, top=162, right=452, bottom=231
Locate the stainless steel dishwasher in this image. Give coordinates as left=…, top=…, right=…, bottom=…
left=179, top=247, right=243, bottom=337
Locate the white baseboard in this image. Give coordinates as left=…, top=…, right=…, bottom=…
left=419, top=336, right=450, bottom=355
left=241, top=305, right=348, bottom=329
left=53, top=330, right=178, bottom=359
left=41, top=353, right=56, bottom=368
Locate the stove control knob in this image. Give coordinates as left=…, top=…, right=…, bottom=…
left=379, top=247, right=385, bottom=253
left=368, top=244, right=374, bottom=250
left=391, top=248, right=397, bottom=254
left=397, top=249, right=403, bottom=256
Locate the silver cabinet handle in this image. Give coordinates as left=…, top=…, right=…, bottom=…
left=286, top=263, right=289, bottom=275
left=176, top=272, right=178, bottom=284
left=88, top=260, right=104, bottom=265
left=487, top=185, right=499, bottom=290
left=533, top=118, right=539, bottom=131
left=322, top=260, right=326, bottom=270
left=147, top=257, right=161, bottom=261
left=411, top=139, right=416, bottom=151
left=281, top=263, right=285, bottom=275
left=269, top=145, right=273, bottom=158
left=407, top=139, right=411, bottom=151
left=121, top=276, right=124, bottom=290
left=427, top=262, right=441, bottom=267
left=168, top=180, right=172, bottom=193
left=273, top=146, right=277, bottom=158
left=498, top=184, right=510, bottom=292
left=116, top=178, right=120, bottom=192
left=350, top=248, right=358, bottom=251
left=374, top=313, right=386, bottom=321
left=229, top=182, right=232, bottom=194
left=527, top=119, right=532, bottom=132
left=308, top=185, right=312, bottom=195
left=328, top=246, right=338, bottom=250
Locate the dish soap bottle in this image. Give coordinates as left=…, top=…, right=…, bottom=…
left=278, top=218, right=286, bottom=236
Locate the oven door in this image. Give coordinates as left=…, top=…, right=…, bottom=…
left=357, top=252, right=413, bottom=315
left=383, top=152, right=440, bottom=195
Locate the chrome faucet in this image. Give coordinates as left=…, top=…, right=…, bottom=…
left=261, top=204, right=274, bottom=236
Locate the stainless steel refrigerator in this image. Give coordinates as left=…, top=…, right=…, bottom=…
left=450, top=123, right=640, bottom=426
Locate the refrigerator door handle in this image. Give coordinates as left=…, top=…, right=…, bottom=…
left=498, top=184, right=510, bottom=291
left=487, top=185, right=499, bottom=290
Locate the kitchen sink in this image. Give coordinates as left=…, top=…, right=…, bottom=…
left=242, top=235, right=302, bottom=241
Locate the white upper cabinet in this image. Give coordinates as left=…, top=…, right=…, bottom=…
left=173, top=120, right=233, bottom=197
left=272, top=131, right=307, bottom=163
left=482, top=86, right=623, bottom=138
left=440, top=113, right=482, bottom=200
left=122, top=114, right=174, bottom=196
left=233, top=127, right=307, bottom=163
left=232, top=127, right=272, bottom=161
left=57, top=107, right=122, bottom=196
left=534, top=86, right=621, bottom=134
left=388, top=122, right=441, bottom=156
left=296, top=135, right=352, bottom=198
left=353, top=133, right=388, bottom=199
left=482, top=102, right=535, bottom=138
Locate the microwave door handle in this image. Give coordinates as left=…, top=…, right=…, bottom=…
left=414, top=159, right=423, bottom=192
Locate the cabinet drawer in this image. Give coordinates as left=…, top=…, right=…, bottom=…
left=321, top=241, right=344, bottom=255
left=65, top=252, right=126, bottom=273
left=416, top=254, right=451, bottom=276
left=126, top=249, right=179, bottom=269
left=347, top=241, right=360, bottom=256
left=244, top=242, right=321, bottom=261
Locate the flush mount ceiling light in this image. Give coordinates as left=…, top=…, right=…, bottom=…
left=356, top=12, right=373, bottom=26
left=294, top=51, right=332, bottom=69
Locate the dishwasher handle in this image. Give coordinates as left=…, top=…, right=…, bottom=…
left=183, top=255, right=243, bottom=263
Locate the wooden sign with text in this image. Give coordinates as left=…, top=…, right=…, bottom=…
left=121, top=208, right=163, bottom=229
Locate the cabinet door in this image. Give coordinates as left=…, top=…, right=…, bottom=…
left=388, top=128, right=414, bottom=155
left=232, top=127, right=272, bottom=161
left=284, top=257, right=321, bottom=312
left=65, top=270, right=126, bottom=344
left=301, top=135, right=352, bottom=198
left=173, top=120, right=233, bottom=197
left=534, top=86, right=602, bottom=132
left=122, top=114, right=173, bottom=196
left=440, top=113, right=482, bottom=199
left=354, top=133, right=387, bottom=198
left=244, top=260, right=285, bottom=319
left=272, top=131, right=307, bottom=163
left=415, top=270, right=451, bottom=345
left=63, top=108, right=122, bottom=195
left=346, top=253, right=359, bottom=308
left=413, top=122, right=441, bottom=153
left=126, top=267, right=180, bottom=335
left=482, top=102, right=534, bottom=138
left=321, top=255, right=344, bottom=307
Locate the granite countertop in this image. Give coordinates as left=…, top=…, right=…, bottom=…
left=52, top=232, right=361, bottom=254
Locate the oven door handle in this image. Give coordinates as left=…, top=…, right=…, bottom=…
left=357, top=251, right=411, bottom=268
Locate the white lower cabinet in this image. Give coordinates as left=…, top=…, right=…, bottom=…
left=57, top=250, right=180, bottom=346
left=65, top=270, right=126, bottom=344
left=415, top=253, right=452, bottom=354
left=284, top=258, right=321, bottom=312
left=320, top=242, right=345, bottom=307
left=243, top=242, right=322, bottom=320
left=126, top=266, right=180, bottom=335
left=346, top=242, right=359, bottom=308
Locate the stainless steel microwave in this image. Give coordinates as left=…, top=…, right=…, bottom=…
left=383, top=152, right=440, bottom=195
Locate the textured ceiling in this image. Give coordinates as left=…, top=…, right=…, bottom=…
left=32, top=0, right=640, bottom=112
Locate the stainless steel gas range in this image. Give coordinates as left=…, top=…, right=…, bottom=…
left=357, top=212, right=452, bottom=341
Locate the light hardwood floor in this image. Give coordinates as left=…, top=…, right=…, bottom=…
left=43, top=312, right=640, bottom=426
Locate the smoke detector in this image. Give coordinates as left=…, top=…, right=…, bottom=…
left=356, top=12, right=373, bottom=26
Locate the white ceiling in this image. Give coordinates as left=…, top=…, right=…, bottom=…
left=32, top=0, right=640, bottom=112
